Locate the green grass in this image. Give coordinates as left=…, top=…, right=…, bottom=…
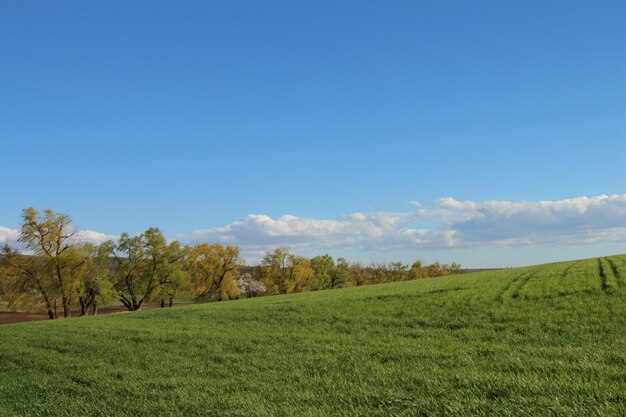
left=1, top=255, right=625, bottom=416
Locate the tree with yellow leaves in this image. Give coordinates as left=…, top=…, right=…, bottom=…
left=259, top=248, right=315, bottom=294
left=187, top=243, right=241, bottom=301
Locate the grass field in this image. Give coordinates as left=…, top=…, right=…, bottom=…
left=1, top=255, right=625, bottom=416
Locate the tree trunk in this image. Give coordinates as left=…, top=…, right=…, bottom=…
left=56, top=265, right=71, bottom=318
left=119, top=295, right=133, bottom=311
left=79, top=298, right=87, bottom=316
left=63, top=299, right=71, bottom=318
left=60, top=287, right=71, bottom=317
left=119, top=287, right=139, bottom=311
left=36, top=281, right=56, bottom=320
left=92, top=301, right=97, bottom=316
left=161, top=298, right=165, bottom=308
left=169, top=297, right=173, bottom=308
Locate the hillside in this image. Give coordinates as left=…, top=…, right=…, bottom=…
left=0, top=255, right=625, bottom=416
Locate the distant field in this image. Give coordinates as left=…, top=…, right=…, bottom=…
left=0, top=255, right=625, bottom=416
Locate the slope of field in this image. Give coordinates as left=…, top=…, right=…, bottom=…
left=1, top=255, right=625, bottom=416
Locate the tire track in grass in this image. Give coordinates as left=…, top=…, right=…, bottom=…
left=611, top=254, right=626, bottom=269
left=598, top=258, right=618, bottom=293
left=556, top=261, right=581, bottom=296
left=494, top=272, right=526, bottom=302
left=495, top=268, right=538, bottom=302
left=606, top=257, right=624, bottom=287
left=598, top=258, right=608, bottom=290
left=560, top=261, right=579, bottom=280
left=609, top=255, right=626, bottom=273
left=509, top=270, right=538, bottom=299
left=614, top=255, right=626, bottom=263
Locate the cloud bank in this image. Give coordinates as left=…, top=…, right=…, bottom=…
left=2, top=194, right=625, bottom=259
left=178, top=194, right=626, bottom=255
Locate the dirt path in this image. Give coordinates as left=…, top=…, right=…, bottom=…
left=0, top=304, right=186, bottom=325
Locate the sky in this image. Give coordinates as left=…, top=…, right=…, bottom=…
left=1, top=1, right=625, bottom=267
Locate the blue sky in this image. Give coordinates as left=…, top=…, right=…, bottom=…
left=1, top=1, right=625, bottom=266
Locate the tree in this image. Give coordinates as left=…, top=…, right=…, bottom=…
left=389, top=261, right=409, bottom=281
left=259, top=248, right=288, bottom=294
left=106, top=228, right=187, bottom=311
left=448, top=263, right=462, bottom=275
left=349, top=262, right=369, bottom=286
left=259, top=248, right=315, bottom=294
left=0, top=266, right=4, bottom=302
left=187, top=243, right=241, bottom=302
left=288, top=255, right=315, bottom=293
left=74, top=243, right=116, bottom=316
left=235, top=272, right=266, bottom=298
left=425, top=262, right=443, bottom=277
left=408, top=260, right=426, bottom=280
left=154, top=261, right=191, bottom=308
left=368, top=263, right=389, bottom=284
left=0, top=245, right=58, bottom=319
left=408, top=260, right=461, bottom=279
left=18, top=208, right=90, bottom=318
left=310, top=255, right=351, bottom=290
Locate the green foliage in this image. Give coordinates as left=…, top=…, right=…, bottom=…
left=0, top=255, right=625, bottom=416
left=74, top=243, right=117, bottom=316
left=346, top=260, right=460, bottom=287
left=106, top=228, right=188, bottom=311
left=310, top=254, right=351, bottom=290
left=260, top=250, right=460, bottom=293
left=18, top=208, right=73, bottom=256
left=0, top=230, right=116, bottom=318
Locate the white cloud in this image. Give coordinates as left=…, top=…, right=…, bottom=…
left=0, top=226, right=115, bottom=250
left=3, top=194, right=625, bottom=262
left=0, top=226, right=20, bottom=247
left=428, top=194, right=626, bottom=246
left=72, top=230, right=116, bottom=245
left=177, top=194, right=626, bottom=257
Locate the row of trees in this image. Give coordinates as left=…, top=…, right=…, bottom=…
left=254, top=248, right=460, bottom=295
left=0, top=209, right=242, bottom=318
left=0, top=208, right=461, bottom=319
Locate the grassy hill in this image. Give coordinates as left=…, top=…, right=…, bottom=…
left=1, top=255, right=625, bottom=416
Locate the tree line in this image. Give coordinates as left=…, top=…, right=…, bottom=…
left=252, top=248, right=460, bottom=294
left=0, top=208, right=461, bottom=319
